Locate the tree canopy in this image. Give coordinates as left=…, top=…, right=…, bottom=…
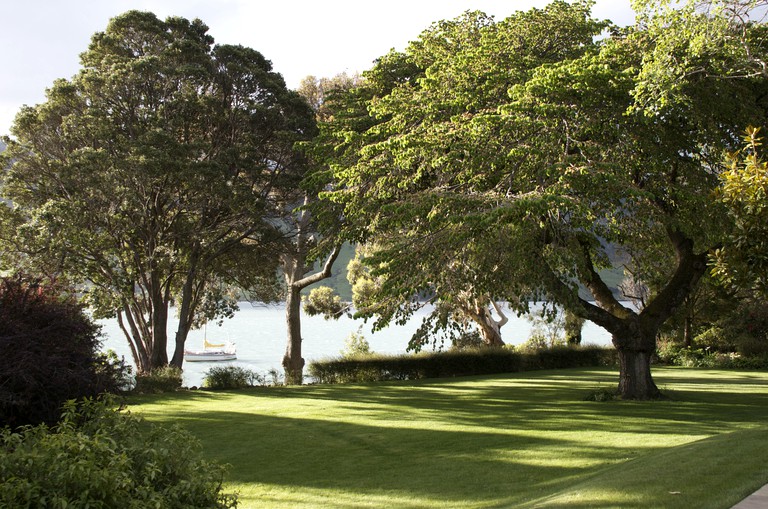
left=0, top=11, right=315, bottom=373
left=314, top=0, right=768, bottom=398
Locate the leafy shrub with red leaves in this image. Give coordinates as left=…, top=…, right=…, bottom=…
left=0, top=275, right=128, bottom=429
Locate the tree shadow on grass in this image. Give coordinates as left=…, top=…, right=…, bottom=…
left=132, top=368, right=768, bottom=507
left=163, top=409, right=659, bottom=508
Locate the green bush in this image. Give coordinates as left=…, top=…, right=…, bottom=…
left=204, top=365, right=263, bottom=389
left=451, top=330, right=486, bottom=350
left=308, top=345, right=617, bottom=384
left=0, top=275, right=130, bottom=428
left=0, top=398, right=237, bottom=508
left=690, top=300, right=768, bottom=356
left=341, top=328, right=373, bottom=358
left=133, top=366, right=183, bottom=393
left=655, top=339, right=768, bottom=369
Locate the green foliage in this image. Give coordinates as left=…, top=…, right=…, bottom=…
left=684, top=299, right=768, bottom=356
left=0, top=398, right=237, bottom=508
left=203, top=366, right=264, bottom=389
left=0, top=10, right=314, bottom=373
left=312, top=0, right=768, bottom=399
left=564, top=309, right=586, bottom=345
left=133, top=366, right=183, bottom=394
left=308, top=345, right=617, bottom=384
left=303, top=286, right=347, bottom=320
left=656, top=342, right=768, bottom=369
left=0, top=275, right=129, bottom=429
left=450, top=330, right=486, bottom=350
left=340, top=328, right=373, bottom=358
left=656, top=300, right=768, bottom=369
left=713, top=127, right=768, bottom=296
left=523, top=310, right=567, bottom=351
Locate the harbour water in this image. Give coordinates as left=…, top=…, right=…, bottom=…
left=98, top=303, right=613, bottom=387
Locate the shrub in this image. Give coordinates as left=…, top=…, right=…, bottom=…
left=341, top=328, right=372, bottom=358
left=692, top=300, right=768, bottom=355
left=655, top=339, right=768, bottom=369
left=133, top=366, right=183, bottom=393
left=308, top=345, right=617, bottom=384
left=0, top=275, right=129, bottom=429
left=0, top=398, right=237, bottom=508
left=204, top=365, right=263, bottom=389
left=451, top=330, right=485, bottom=350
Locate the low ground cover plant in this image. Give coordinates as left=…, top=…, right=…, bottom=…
left=133, top=366, right=184, bottom=394
left=0, top=398, right=237, bottom=508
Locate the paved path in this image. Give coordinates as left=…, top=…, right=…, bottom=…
left=732, top=484, right=768, bottom=508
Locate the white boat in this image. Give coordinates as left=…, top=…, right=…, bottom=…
left=184, top=335, right=237, bottom=362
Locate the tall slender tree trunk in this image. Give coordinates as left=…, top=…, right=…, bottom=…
left=282, top=243, right=341, bottom=385
left=146, top=268, right=171, bottom=370
left=170, top=255, right=201, bottom=369
left=283, top=283, right=305, bottom=385
left=117, top=308, right=150, bottom=374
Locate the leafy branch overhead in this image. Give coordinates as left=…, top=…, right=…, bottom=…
left=309, top=0, right=768, bottom=398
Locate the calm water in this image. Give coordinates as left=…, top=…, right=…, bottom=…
left=98, top=303, right=613, bottom=386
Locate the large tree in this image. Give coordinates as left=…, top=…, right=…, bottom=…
left=318, top=0, right=768, bottom=398
left=0, top=11, right=314, bottom=373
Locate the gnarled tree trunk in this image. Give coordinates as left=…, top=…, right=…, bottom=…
left=613, top=322, right=661, bottom=399
left=546, top=228, right=709, bottom=400
left=469, top=300, right=508, bottom=347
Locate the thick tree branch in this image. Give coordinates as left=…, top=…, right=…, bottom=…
left=491, top=300, right=509, bottom=327
left=539, top=255, right=626, bottom=333
left=577, top=240, right=634, bottom=320
left=641, top=227, right=708, bottom=328
left=293, top=244, right=342, bottom=290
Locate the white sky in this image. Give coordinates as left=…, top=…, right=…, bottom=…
left=0, top=0, right=635, bottom=137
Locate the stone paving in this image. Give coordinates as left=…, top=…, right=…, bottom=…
left=731, top=484, right=768, bottom=508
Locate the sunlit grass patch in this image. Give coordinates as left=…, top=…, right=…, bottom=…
left=129, top=367, right=768, bottom=508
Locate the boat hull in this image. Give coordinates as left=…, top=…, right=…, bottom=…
left=184, top=351, right=237, bottom=362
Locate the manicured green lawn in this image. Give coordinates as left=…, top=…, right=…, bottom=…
left=129, top=367, right=768, bottom=508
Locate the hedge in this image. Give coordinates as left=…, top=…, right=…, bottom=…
left=308, top=345, right=617, bottom=384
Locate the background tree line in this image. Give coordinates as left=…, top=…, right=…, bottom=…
left=1, top=0, right=767, bottom=398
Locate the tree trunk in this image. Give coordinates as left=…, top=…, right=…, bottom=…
left=283, top=284, right=305, bottom=385
left=616, top=347, right=660, bottom=399
left=117, top=308, right=150, bottom=374
left=281, top=238, right=341, bottom=385
left=612, top=323, right=661, bottom=400
left=149, top=292, right=169, bottom=369
left=560, top=229, right=708, bottom=400
left=477, top=312, right=505, bottom=347
left=170, top=260, right=199, bottom=369
left=465, top=299, right=507, bottom=347
left=683, top=315, right=693, bottom=348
